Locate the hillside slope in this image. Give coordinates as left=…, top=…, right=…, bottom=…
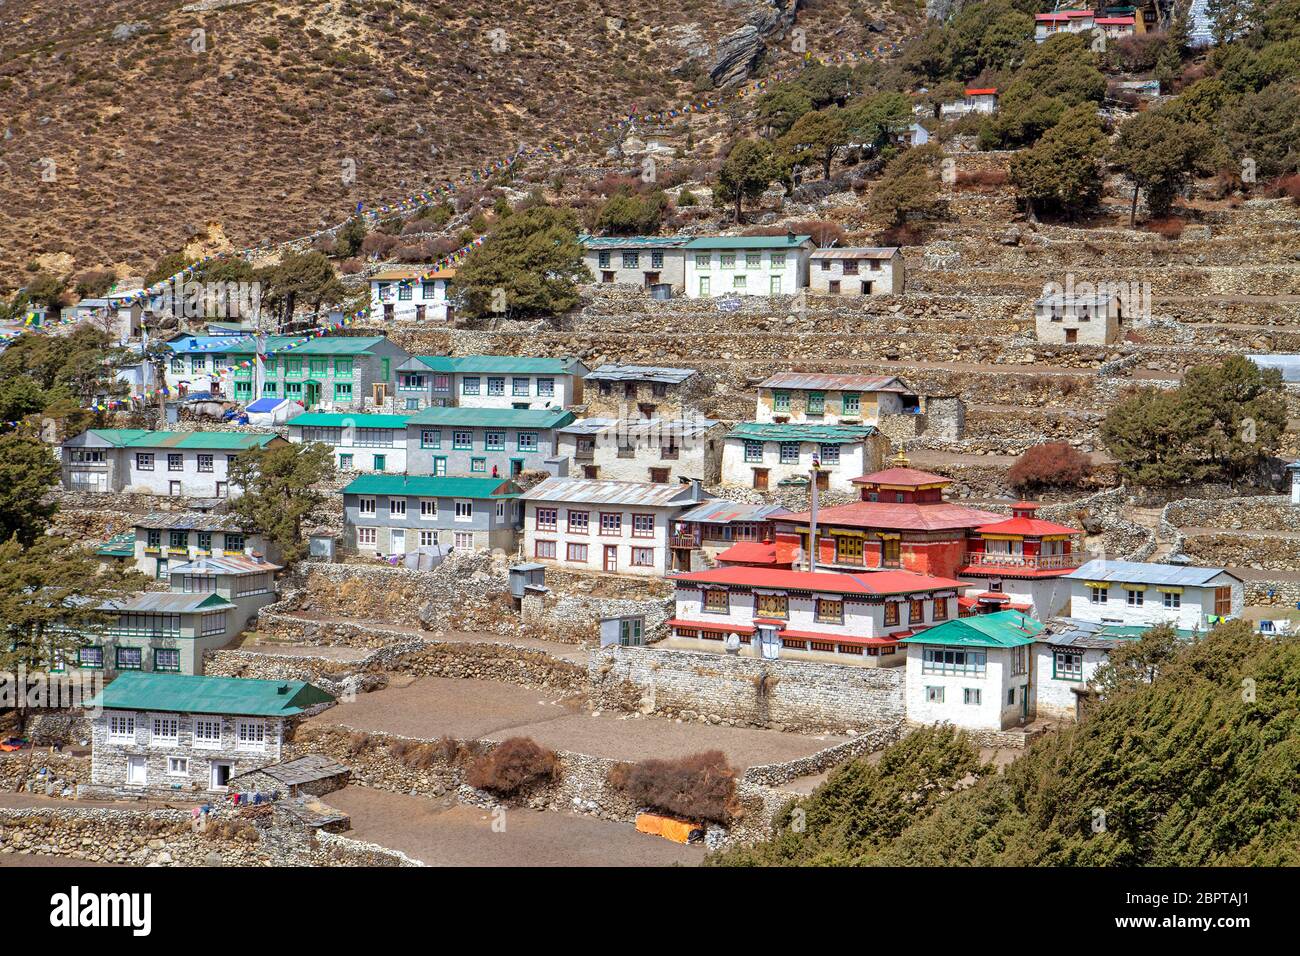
left=0, top=0, right=915, bottom=285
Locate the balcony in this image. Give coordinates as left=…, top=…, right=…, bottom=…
left=669, top=533, right=701, bottom=549
left=962, top=551, right=1089, bottom=572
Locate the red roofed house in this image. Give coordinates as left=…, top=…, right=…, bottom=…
left=665, top=565, right=963, bottom=666
left=1034, top=10, right=1096, bottom=43
left=1095, top=15, right=1137, bottom=39
left=770, top=453, right=1088, bottom=618
left=940, top=87, right=999, bottom=118
left=715, top=538, right=798, bottom=570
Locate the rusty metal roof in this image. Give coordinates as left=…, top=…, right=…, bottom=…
left=757, top=372, right=912, bottom=393
left=520, top=476, right=709, bottom=508
left=677, top=500, right=792, bottom=524
left=808, top=247, right=900, bottom=259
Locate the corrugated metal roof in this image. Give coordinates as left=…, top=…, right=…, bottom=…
left=255, top=753, right=350, bottom=786
left=95, top=532, right=136, bottom=558
left=167, top=335, right=241, bottom=354
left=132, top=512, right=246, bottom=533
left=105, top=592, right=234, bottom=613
left=673, top=566, right=961, bottom=595
left=87, top=430, right=282, bottom=451
left=412, top=355, right=579, bottom=375
left=1065, top=559, right=1235, bottom=587
left=584, top=363, right=697, bottom=384
left=727, top=422, right=878, bottom=443
left=579, top=235, right=690, bottom=249
left=684, top=235, right=812, bottom=249
left=1039, top=617, right=1147, bottom=650
left=90, top=671, right=333, bottom=718
left=370, top=267, right=456, bottom=280
left=808, top=247, right=900, bottom=259
left=757, top=372, right=911, bottom=393
left=899, top=610, right=1041, bottom=648
left=677, top=500, right=792, bottom=523
left=557, top=417, right=719, bottom=438
left=406, top=407, right=574, bottom=429
left=520, top=476, right=708, bottom=507
left=779, top=500, right=1004, bottom=532
left=290, top=412, right=411, bottom=429
left=341, top=475, right=519, bottom=499
left=223, top=335, right=390, bottom=355
left=167, top=554, right=283, bottom=576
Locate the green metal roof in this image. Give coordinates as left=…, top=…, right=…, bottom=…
left=341, top=475, right=519, bottom=498
left=900, top=610, right=1042, bottom=648
left=406, top=406, right=575, bottom=429
left=223, top=335, right=390, bottom=356
left=89, top=430, right=283, bottom=450
left=727, top=422, right=878, bottom=443
left=413, top=355, right=576, bottom=374
left=290, top=412, right=411, bottom=429
left=684, top=235, right=812, bottom=249
left=89, top=672, right=334, bottom=717
left=95, top=532, right=136, bottom=558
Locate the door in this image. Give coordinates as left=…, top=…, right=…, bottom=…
left=510, top=458, right=524, bottom=477
left=415, top=305, right=425, bottom=322
left=169, top=480, right=182, bottom=497
left=644, top=272, right=659, bottom=288
left=372, top=383, right=388, bottom=405
left=753, top=468, right=769, bottom=491
left=305, top=382, right=321, bottom=408
left=619, top=617, right=644, bottom=646
left=861, top=280, right=873, bottom=295
left=126, top=756, right=147, bottom=786
left=215, top=481, right=228, bottom=498
left=433, top=456, right=447, bottom=476
left=390, top=529, right=405, bottom=555
left=1065, top=328, right=1078, bottom=344
left=209, top=760, right=233, bottom=790
left=757, top=625, right=781, bottom=660
left=770, top=275, right=782, bottom=295
left=383, top=304, right=394, bottom=321
left=604, top=545, right=618, bottom=573
left=699, top=276, right=710, bottom=296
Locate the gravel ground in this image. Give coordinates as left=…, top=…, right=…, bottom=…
left=307, top=676, right=847, bottom=768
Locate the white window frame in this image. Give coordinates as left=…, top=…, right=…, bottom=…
left=420, top=498, right=438, bottom=519
left=454, top=499, right=473, bottom=522
left=193, top=717, right=223, bottom=750
left=167, top=756, right=190, bottom=777
left=388, top=497, right=407, bottom=518
left=235, top=719, right=266, bottom=751
left=358, top=496, right=376, bottom=516
left=108, top=713, right=136, bottom=743
left=150, top=715, right=179, bottom=747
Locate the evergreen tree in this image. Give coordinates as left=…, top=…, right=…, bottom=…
left=715, top=139, right=779, bottom=223
left=1008, top=103, right=1107, bottom=219
left=228, top=442, right=335, bottom=563
left=452, top=205, right=589, bottom=318
left=0, top=433, right=61, bottom=545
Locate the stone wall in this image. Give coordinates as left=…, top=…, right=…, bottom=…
left=589, top=644, right=906, bottom=735
left=0, top=750, right=90, bottom=797
left=1163, top=495, right=1300, bottom=533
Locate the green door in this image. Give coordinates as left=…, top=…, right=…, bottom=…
left=305, top=381, right=321, bottom=408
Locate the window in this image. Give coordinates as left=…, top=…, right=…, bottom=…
left=1213, top=586, right=1232, bottom=616
left=600, top=512, right=623, bottom=536
left=334, top=383, right=353, bottom=402
left=147, top=529, right=162, bottom=549
left=703, top=589, right=729, bottom=613
left=536, top=508, right=557, bottom=531
left=471, top=457, right=486, bottom=473
left=179, top=574, right=216, bottom=593
left=834, top=535, right=864, bottom=566
left=806, top=391, right=825, bottom=415
left=116, top=647, right=143, bottom=671
left=566, top=542, right=589, bottom=563
left=420, top=429, right=442, bottom=449
left=733, top=274, right=747, bottom=289
left=818, top=443, right=840, bottom=466
left=485, top=431, right=506, bottom=451
left=108, top=714, right=135, bottom=742
left=925, top=686, right=944, bottom=704
left=568, top=510, right=589, bottom=534
left=622, top=251, right=640, bottom=269
left=631, top=547, right=654, bottom=567
left=420, top=499, right=438, bottom=519
left=419, top=530, right=436, bottom=547
left=535, top=539, right=557, bottom=559
left=842, top=392, right=861, bottom=415
left=598, top=251, right=611, bottom=269
left=487, top=377, right=505, bottom=396
left=963, top=688, right=982, bottom=706
left=169, top=530, right=188, bottom=550
left=79, top=646, right=104, bottom=669
left=1162, top=591, right=1181, bottom=609
left=756, top=593, right=788, bottom=619
left=773, top=390, right=791, bottom=413
left=744, top=440, right=764, bottom=463
left=171, top=357, right=185, bottom=373
left=335, top=358, right=353, bottom=378
left=356, top=428, right=391, bottom=448
left=197, top=454, right=214, bottom=473
left=339, top=454, right=353, bottom=470
left=453, top=431, right=473, bottom=450
left=1089, top=586, right=1108, bottom=604
left=632, top=513, right=655, bottom=538
left=694, top=253, right=710, bottom=268
left=398, top=284, right=413, bottom=301
left=201, top=611, right=228, bottom=636
left=1053, top=651, right=1084, bottom=681
left=537, top=377, right=555, bottom=397
left=815, top=598, right=843, bottom=624
left=462, top=376, right=480, bottom=396
left=884, top=601, right=900, bottom=626
left=154, top=648, right=181, bottom=673
left=1010, top=645, right=1028, bottom=675
left=193, top=718, right=222, bottom=749
left=771, top=253, right=786, bottom=268
left=302, top=426, right=342, bottom=444
left=909, top=598, right=926, bottom=624
left=651, top=250, right=664, bottom=269
left=309, top=358, right=328, bottom=377
left=167, top=757, right=189, bottom=777
left=720, top=253, right=735, bottom=269
left=373, top=454, right=387, bottom=472
left=923, top=647, right=987, bottom=676
left=779, top=442, right=800, bottom=465
left=455, top=499, right=473, bottom=520
left=518, top=432, right=538, bottom=452
left=745, top=252, right=761, bottom=269
left=357, top=527, right=377, bottom=546
left=1126, top=588, right=1144, bottom=606
left=1008, top=687, right=1016, bottom=705
left=196, top=532, right=211, bottom=552
left=151, top=716, right=179, bottom=745
left=226, top=533, right=245, bottom=552
left=136, top=453, right=155, bottom=471
left=236, top=719, right=266, bottom=750
left=388, top=497, right=406, bottom=518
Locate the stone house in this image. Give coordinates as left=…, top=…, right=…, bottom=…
left=395, top=355, right=587, bottom=412
left=580, top=236, right=689, bottom=292
left=583, top=363, right=700, bottom=419
left=1034, top=10, right=1096, bottom=42
left=754, top=372, right=919, bottom=425
left=939, top=87, right=999, bottom=118
left=69, top=591, right=239, bottom=677
left=405, top=407, right=574, bottom=478
left=369, top=266, right=455, bottom=322
left=683, top=234, right=814, bottom=298
left=1034, top=291, right=1127, bottom=345
left=1062, top=559, right=1244, bottom=632
left=901, top=610, right=1040, bottom=732
left=664, top=565, right=962, bottom=667
left=668, top=500, right=792, bottom=572
left=60, top=429, right=287, bottom=497
left=807, top=248, right=906, bottom=296
left=131, top=512, right=273, bottom=581
left=87, top=672, right=333, bottom=797
left=287, top=412, right=411, bottom=473
left=164, top=334, right=245, bottom=395
left=721, top=422, right=887, bottom=493
left=1031, top=618, right=1132, bottom=722
left=342, top=474, right=522, bottom=556
left=519, top=475, right=711, bottom=576
left=556, top=417, right=724, bottom=483
left=1095, top=14, right=1138, bottom=39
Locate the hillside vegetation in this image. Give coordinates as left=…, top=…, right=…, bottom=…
left=711, top=621, right=1300, bottom=866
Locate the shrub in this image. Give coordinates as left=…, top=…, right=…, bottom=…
left=1008, top=442, right=1093, bottom=491
left=955, top=169, right=1008, bottom=189
left=1144, top=216, right=1185, bottom=240
left=464, top=737, right=559, bottom=795
left=608, top=750, right=741, bottom=825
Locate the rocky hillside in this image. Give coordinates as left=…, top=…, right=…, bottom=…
left=0, top=0, right=917, bottom=285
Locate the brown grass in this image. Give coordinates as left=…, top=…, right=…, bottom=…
left=607, top=750, right=741, bottom=825
left=464, top=737, right=560, bottom=795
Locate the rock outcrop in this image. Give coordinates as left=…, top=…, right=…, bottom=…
left=709, top=0, right=802, bottom=88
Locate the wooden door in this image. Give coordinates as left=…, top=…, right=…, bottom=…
left=753, top=468, right=769, bottom=491
left=603, top=545, right=618, bottom=573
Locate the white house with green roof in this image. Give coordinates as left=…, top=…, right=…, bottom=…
left=683, top=234, right=815, bottom=298
left=60, top=429, right=288, bottom=496
left=394, top=355, right=587, bottom=412
left=86, top=672, right=333, bottom=796
left=901, top=610, right=1042, bottom=732
left=341, top=474, right=522, bottom=556
left=721, top=422, right=887, bottom=493
left=286, top=412, right=411, bottom=473
left=130, top=512, right=272, bottom=580
left=405, top=406, right=575, bottom=478
left=70, top=591, right=240, bottom=677
left=580, top=235, right=690, bottom=292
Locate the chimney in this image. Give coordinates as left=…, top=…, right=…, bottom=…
left=786, top=230, right=796, bottom=243
left=1012, top=501, right=1040, bottom=519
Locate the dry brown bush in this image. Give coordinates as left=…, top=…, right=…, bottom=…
left=607, top=750, right=741, bottom=825
left=464, top=737, right=559, bottom=795
left=1144, top=216, right=1185, bottom=240
left=1008, top=442, right=1093, bottom=492
left=954, top=169, right=1008, bottom=189
left=346, top=732, right=375, bottom=756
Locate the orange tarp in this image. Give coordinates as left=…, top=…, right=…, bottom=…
left=635, top=812, right=702, bottom=844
